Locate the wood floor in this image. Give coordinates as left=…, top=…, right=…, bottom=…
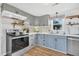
left=24, top=46, right=67, bottom=56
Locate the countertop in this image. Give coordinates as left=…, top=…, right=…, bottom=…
left=29, top=32, right=79, bottom=38
left=7, top=32, right=79, bottom=39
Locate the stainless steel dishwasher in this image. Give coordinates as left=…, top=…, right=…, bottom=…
left=68, top=37, right=79, bottom=56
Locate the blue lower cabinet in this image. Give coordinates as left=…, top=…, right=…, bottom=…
left=35, top=34, right=38, bottom=44
left=48, top=35, right=55, bottom=49
left=49, top=39, right=55, bottom=49
left=43, top=34, right=48, bottom=47
left=45, top=35, right=67, bottom=53
left=37, top=34, right=67, bottom=53
left=37, top=34, right=45, bottom=46
left=55, top=36, right=67, bottom=53
left=44, top=35, right=55, bottom=49
left=44, top=38, right=49, bottom=47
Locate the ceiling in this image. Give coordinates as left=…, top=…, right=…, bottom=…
left=8, top=3, right=79, bottom=16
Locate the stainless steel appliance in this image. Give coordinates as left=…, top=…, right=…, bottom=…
left=68, top=37, right=79, bottom=56
left=6, top=33, right=29, bottom=56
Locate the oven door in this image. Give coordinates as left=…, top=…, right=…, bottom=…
left=12, top=37, right=29, bottom=53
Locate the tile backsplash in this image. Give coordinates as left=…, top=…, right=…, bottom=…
left=29, top=26, right=50, bottom=33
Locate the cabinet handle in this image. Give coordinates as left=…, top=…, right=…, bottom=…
left=43, top=40, right=45, bottom=41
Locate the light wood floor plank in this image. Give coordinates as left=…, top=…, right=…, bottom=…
left=24, top=46, right=67, bottom=56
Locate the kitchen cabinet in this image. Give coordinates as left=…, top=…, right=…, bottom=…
left=40, top=34, right=49, bottom=47
left=30, top=18, right=39, bottom=26
left=30, top=15, right=48, bottom=26
left=48, top=35, right=67, bottom=53
left=39, top=15, right=48, bottom=26
left=42, top=34, right=49, bottom=47
left=43, top=35, right=56, bottom=49
left=29, top=34, right=36, bottom=47
left=37, top=34, right=67, bottom=53
left=55, top=36, right=67, bottom=53
left=68, top=37, right=79, bottom=56
left=30, top=19, right=48, bottom=26
left=37, top=34, right=44, bottom=46
left=37, top=34, right=55, bottom=48
left=48, top=35, right=55, bottom=49
left=37, top=34, right=48, bottom=46
left=38, top=19, right=48, bottom=26
left=43, top=34, right=49, bottom=47
left=34, top=34, right=38, bottom=44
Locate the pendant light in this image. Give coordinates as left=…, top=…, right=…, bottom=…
left=56, top=12, right=58, bottom=18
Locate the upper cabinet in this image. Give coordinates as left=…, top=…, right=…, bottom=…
left=2, top=4, right=49, bottom=26
left=38, top=15, right=48, bottom=26
left=30, top=15, right=49, bottom=26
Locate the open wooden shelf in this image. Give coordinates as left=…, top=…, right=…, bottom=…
left=65, top=15, right=79, bottom=19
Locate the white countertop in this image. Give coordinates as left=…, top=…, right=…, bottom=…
left=29, top=32, right=66, bottom=36
left=29, top=32, right=79, bottom=37
left=9, top=32, right=79, bottom=39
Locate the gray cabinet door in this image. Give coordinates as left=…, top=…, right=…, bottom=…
left=56, top=36, right=67, bottom=53
left=37, top=34, right=44, bottom=46
left=38, top=34, right=49, bottom=47
left=30, top=15, right=48, bottom=26
left=39, top=15, right=48, bottom=26
left=39, top=19, right=48, bottom=26
left=43, top=34, right=49, bottom=47
left=49, top=35, right=55, bottom=49
left=41, top=34, right=47, bottom=46
left=43, top=35, right=55, bottom=49
left=37, top=34, right=67, bottom=53
left=30, top=19, right=48, bottom=26
left=30, top=19, right=39, bottom=26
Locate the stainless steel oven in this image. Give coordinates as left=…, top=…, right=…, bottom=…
left=6, top=34, right=29, bottom=56
left=12, top=37, right=29, bottom=53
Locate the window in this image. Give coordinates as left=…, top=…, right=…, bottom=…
left=53, top=18, right=63, bottom=30
left=48, top=18, right=64, bottom=30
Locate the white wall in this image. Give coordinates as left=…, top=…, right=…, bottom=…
left=0, top=17, right=1, bottom=55
left=0, top=6, right=2, bottom=56
left=2, top=17, right=13, bottom=29
left=0, top=16, right=7, bottom=56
